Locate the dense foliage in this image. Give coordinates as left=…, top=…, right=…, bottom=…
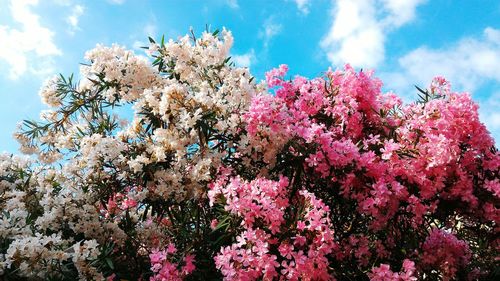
left=1, top=29, right=499, bottom=280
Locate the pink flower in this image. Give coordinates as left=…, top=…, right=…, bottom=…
left=296, top=221, right=306, bottom=231
left=182, top=255, right=196, bottom=274
left=106, top=273, right=116, bottom=281
left=166, top=243, right=177, bottom=254
left=369, top=264, right=398, bottom=281
left=265, top=64, right=289, bottom=87
left=380, top=139, right=400, bottom=160
left=210, top=219, right=219, bottom=230
left=121, top=198, right=137, bottom=209
left=278, top=243, right=294, bottom=259
left=149, top=245, right=194, bottom=281
left=369, top=260, right=417, bottom=281
left=149, top=249, right=166, bottom=265
left=107, top=197, right=118, bottom=214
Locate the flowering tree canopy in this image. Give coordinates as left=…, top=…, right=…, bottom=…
left=1, top=28, right=499, bottom=280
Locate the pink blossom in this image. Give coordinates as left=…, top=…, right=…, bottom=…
left=121, top=198, right=137, bottom=209
left=210, top=219, right=218, bottom=230
left=182, top=255, right=196, bottom=274
left=166, top=243, right=177, bottom=254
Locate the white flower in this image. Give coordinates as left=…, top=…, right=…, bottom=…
left=39, top=76, right=62, bottom=107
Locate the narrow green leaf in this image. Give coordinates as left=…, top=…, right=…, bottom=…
left=105, top=257, right=114, bottom=270
left=414, top=85, right=427, bottom=95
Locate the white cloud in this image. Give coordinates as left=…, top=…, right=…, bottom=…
left=226, top=0, right=238, bottom=9
left=381, top=0, right=425, bottom=27
left=232, top=49, right=256, bottom=68
left=264, top=23, right=281, bottom=40
left=320, top=0, right=426, bottom=68
left=479, top=91, right=500, bottom=143
left=383, top=27, right=500, bottom=96
left=66, top=4, right=84, bottom=35
left=0, top=0, right=61, bottom=79
left=295, top=0, right=310, bottom=14
left=260, top=18, right=282, bottom=49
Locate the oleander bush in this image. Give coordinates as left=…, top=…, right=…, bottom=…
left=1, top=28, right=498, bottom=280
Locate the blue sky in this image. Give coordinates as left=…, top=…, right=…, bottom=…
left=1, top=0, right=499, bottom=153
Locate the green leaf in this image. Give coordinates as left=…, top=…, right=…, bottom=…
left=152, top=57, right=161, bottom=66
left=105, top=257, right=114, bottom=270
left=148, top=36, right=156, bottom=44
left=23, top=119, right=38, bottom=129
left=415, top=85, right=427, bottom=95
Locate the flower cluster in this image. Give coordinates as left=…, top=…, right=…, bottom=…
left=209, top=174, right=290, bottom=233
left=212, top=178, right=337, bottom=280
left=243, top=64, right=499, bottom=278
left=80, top=43, right=159, bottom=102
left=368, top=259, right=417, bottom=281
left=1, top=28, right=499, bottom=280
left=149, top=244, right=196, bottom=281
left=420, top=229, right=472, bottom=280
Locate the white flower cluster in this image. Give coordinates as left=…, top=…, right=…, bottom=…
left=116, top=28, right=255, bottom=199
left=3, top=29, right=259, bottom=278
left=80, top=44, right=159, bottom=102
left=72, top=240, right=103, bottom=280
left=2, top=233, right=71, bottom=278
left=0, top=153, right=126, bottom=279
left=79, top=134, right=127, bottom=170
left=0, top=154, right=32, bottom=239
left=39, top=75, right=62, bottom=107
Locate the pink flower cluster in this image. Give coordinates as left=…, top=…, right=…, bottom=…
left=149, top=244, right=196, bottom=281
left=247, top=65, right=498, bottom=229
left=420, top=229, right=471, bottom=280
left=208, top=174, right=289, bottom=233
left=368, top=259, right=417, bottom=281
left=241, top=64, right=499, bottom=278
left=210, top=173, right=336, bottom=280
left=100, top=191, right=138, bottom=218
